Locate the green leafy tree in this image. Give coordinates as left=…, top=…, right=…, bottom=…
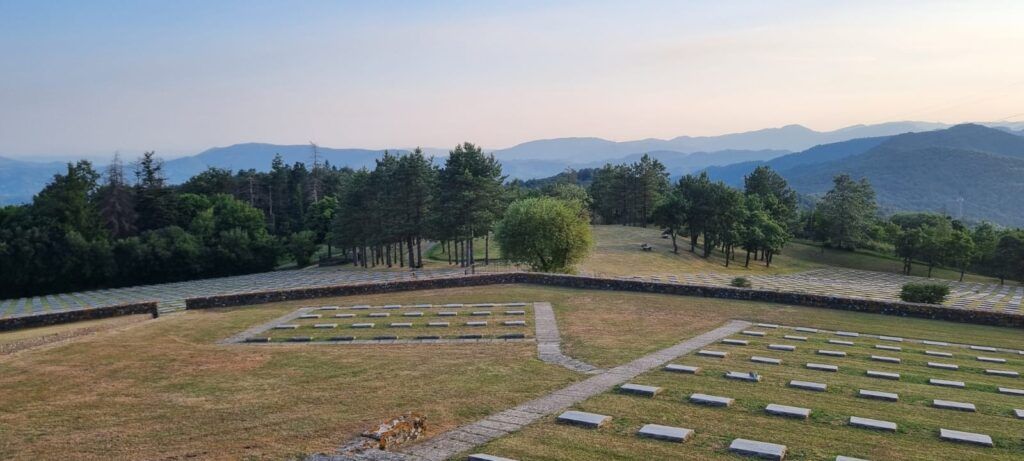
left=817, top=174, right=877, bottom=250
left=651, top=191, right=688, bottom=254
left=946, top=229, right=975, bottom=281
left=287, top=230, right=319, bottom=267
left=495, top=197, right=593, bottom=273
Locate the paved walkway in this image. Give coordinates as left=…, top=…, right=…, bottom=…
left=533, top=302, right=602, bottom=374
left=397, top=320, right=750, bottom=461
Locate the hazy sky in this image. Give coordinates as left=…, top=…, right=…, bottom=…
left=2, top=0, right=1024, bottom=159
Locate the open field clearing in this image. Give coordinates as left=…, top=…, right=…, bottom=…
left=2, top=285, right=1021, bottom=459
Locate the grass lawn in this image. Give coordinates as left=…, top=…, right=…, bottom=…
left=0, top=315, right=149, bottom=349
left=1, top=285, right=1020, bottom=460
left=478, top=323, right=1024, bottom=460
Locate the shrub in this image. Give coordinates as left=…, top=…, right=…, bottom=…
left=900, top=282, right=950, bottom=304
left=730, top=277, right=752, bottom=288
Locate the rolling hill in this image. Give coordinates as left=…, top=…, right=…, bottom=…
left=709, top=124, right=1024, bottom=226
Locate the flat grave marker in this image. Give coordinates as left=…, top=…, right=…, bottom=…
left=806, top=363, right=838, bottom=372
left=765, top=403, right=811, bottom=419
left=859, top=389, right=898, bottom=402
left=722, top=339, right=749, bottom=346
left=939, top=428, right=993, bottom=447
left=984, top=369, right=1019, bottom=377
left=817, top=350, right=847, bottom=357
left=619, top=383, right=663, bottom=397
left=768, top=344, right=796, bottom=352
left=665, top=364, right=700, bottom=374
left=871, top=355, right=901, bottom=364
left=875, top=345, right=902, bottom=352
left=925, top=350, right=953, bottom=358
left=466, top=321, right=488, bottom=327
left=351, top=323, right=374, bottom=329
left=637, top=424, right=693, bottom=443
left=728, top=438, right=786, bottom=461
left=977, top=356, right=1006, bottom=363
left=929, top=379, right=965, bottom=388
left=273, top=324, right=299, bottom=330
left=998, top=387, right=1024, bottom=396
left=698, top=350, right=728, bottom=358
left=866, top=370, right=900, bottom=380
left=783, top=335, right=808, bottom=341
left=932, top=399, right=976, bottom=412
left=468, top=454, right=517, bottom=461
left=742, top=330, right=766, bottom=337
left=725, top=371, right=761, bottom=382
left=789, top=380, right=827, bottom=392
left=557, top=411, right=611, bottom=429
left=313, top=323, right=337, bottom=329
left=828, top=340, right=854, bottom=346
left=849, top=416, right=897, bottom=432
left=751, top=356, right=781, bottom=365
left=689, top=393, right=734, bottom=407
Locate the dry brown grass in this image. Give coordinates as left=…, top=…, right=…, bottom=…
left=1, top=285, right=1020, bottom=460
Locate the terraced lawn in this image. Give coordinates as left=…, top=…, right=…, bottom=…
left=476, top=324, right=1024, bottom=460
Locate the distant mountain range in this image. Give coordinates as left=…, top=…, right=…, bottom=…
left=4, top=121, right=1024, bottom=225
left=706, top=124, right=1024, bottom=226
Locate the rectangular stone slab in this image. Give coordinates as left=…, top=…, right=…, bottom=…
left=468, top=454, right=517, bottom=461
left=722, top=339, right=749, bottom=346
left=878, top=336, right=903, bottom=342
left=977, top=356, right=1006, bottom=363
left=985, top=369, right=1019, bottom=377
left=859, top=389, right=898, bottom=402
left=466, top=321, right=488, bottom=327
left=403, top=312, right=424, bottom=317
left=1015, top=409, right=1024, bottom=419
left=411, top=304, right=433, bottom=308
left=437, top=311, right=458, bottom=316
left=471, top=311, right=493, bottom=316
left=389, top=323, right=413, bottom=328
left=828, top=340, right=854, bottom=346
left=866, top=370, right=900, bottom=380
left=751, top=356, right=781, bottom=365
left=316, top=306, right=340, bottom=310
left=351, top=323, right=374, bottom=328
left=835, top=331, right=860, bottom=337
left=368, top=313, right=390, bottom=318
left=443, top=303, right=464, bottom=307
left=765, top=403, right=810, bottom=419
left=789, top=380, right=827, bottom=391
left=298, top=314, right=321, bottom=319
left=818, top=350, right=847, bottom=357
left=874, top=345, right=902, bottom=351
left=871, top=355, right=900, bottom=363
left=768, top=344, right=796, bottom=351
left=925, top=350, right=953, bottom=357
left=970, top=345, right=997, bottom=352
left=382, top=304, right=402, bottom=309
left=742, top=330, right=767, bottom=337
left=334, top=313, right=356, bottom=318
left=664, top=364, right=700, bottom=374
left=933, top=399, right=976, bottom=412
left=313, top=323, right=337, bottom=329
left=503, top=320, right=527, bottom=326
left=794, top=327, right=818, bottom=333
left=620, top=383, right=663, bottom=397
left=728, top=438, right=787, bottom=460
left=725, top=371, right=761, bottom=382
left=756, top=323, right=779, bottom=329
left=928, top=362, right=958, bottom=370
left=807, top=363, right=839, bottom=372
left=427, top=322, right=450, bottom=327
left=351, top=305, right=371, bottom=309
left=689, top=393, right=734, bottom=407
left=998, top=387, right=1024, bottom=396
left=505, top=310, right=526, bottom=315
left=835, top=457, right=869, bottom=461
left=930, top=379, right=965, bottom=388
left=469, top=303, right=495, bottom=307
left=783, top=335, right=808, bottom=341
left=556, top=410, right=611, bottom=428
left=922, top=340, right=949, bottom=346
left=849, top=416, right=897, bottom=431
left=273, top=325, right=299, bottom=329
left=698, top=350, right=728, bottom=358
left=637, top=424, right=693, bottom=443
left=939, top=428, right=993, bottom=447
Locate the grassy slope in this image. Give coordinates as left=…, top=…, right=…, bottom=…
left=1, top=285, right=1021, bottom=459
left=576, top=225, right=1006, bottom=284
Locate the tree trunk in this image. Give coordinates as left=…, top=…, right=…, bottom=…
left=416, top=236, right=423, bottom=268
left=959, top=267, right=965, bottom=282
left=745, top=250, right=751, bottom=268
left=485, top=233, right=490, bottom=265
left=670, top=232, right=678, bottom=254
left=724, top=245, right=730, bottom=267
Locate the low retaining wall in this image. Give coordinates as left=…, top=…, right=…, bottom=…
left=0, top=302, right=160, bottom=332
left=185, top=273, right=1024, bottom=329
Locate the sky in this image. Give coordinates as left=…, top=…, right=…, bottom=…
left=2, top=0, right=1024, bottom=160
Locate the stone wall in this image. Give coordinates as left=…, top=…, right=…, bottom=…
left=0, top=302, right=159, bottom=332
left=185, top=272, right=1024, bottom=329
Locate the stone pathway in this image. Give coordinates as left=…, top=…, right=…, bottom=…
left=533, top=302, right=602, bottom=374
left=310, top=320, right=749, bottom=461
left=396, top=320, right=749, bottom=461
